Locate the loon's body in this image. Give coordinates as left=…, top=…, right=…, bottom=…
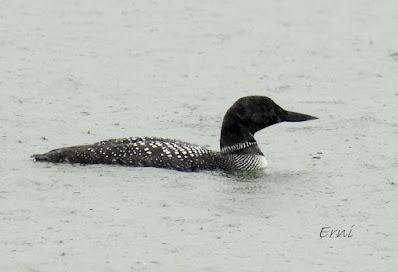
left=33, top=96, right=317, bottom=172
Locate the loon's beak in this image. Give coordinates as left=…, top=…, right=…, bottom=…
left=283, top=111, right=318, bottom=122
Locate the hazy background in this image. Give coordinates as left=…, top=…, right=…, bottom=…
left=1, top=0, right=397, bottom=271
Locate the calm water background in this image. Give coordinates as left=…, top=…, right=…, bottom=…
left=1, top=0, right=397, bottom=271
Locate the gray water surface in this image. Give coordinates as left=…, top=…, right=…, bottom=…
left=1, top=0, right=397, bottom=271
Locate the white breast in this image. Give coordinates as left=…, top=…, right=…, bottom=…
left=230, top=154, right=268, bottom=170
left=259, top=155, right=268, bottom=169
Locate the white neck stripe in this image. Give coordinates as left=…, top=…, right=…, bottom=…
left=220, top=142, right=257, bottom=153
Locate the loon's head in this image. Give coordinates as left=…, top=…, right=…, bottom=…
left=220, top=95, right=317, bottom=148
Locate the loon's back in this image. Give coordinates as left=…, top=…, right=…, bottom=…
left=33, top=137, right=221, bottom=172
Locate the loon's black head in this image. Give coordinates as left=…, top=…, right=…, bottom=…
left=220, top=96, right=317, bottom=148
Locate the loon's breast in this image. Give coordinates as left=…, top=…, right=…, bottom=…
left=221, top=154, right=268, bottom=171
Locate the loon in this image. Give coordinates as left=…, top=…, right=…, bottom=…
left=32, top=96, right=317, bottom=172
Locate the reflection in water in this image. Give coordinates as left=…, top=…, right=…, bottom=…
left=214, top=168, right=311, bottom=196
left=220, top=169, right=269, bottom=182
left=217, top=169, right=309, bottom=183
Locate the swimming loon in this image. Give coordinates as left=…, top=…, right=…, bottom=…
left=33, top=96, right=317, bottom=172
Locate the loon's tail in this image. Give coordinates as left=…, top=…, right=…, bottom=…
left=32, top=145, right=97, bottom=164
left=32, top=153, right=50, bottom=161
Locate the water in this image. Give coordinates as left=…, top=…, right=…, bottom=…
left=1, top=0, right=397, bottom=271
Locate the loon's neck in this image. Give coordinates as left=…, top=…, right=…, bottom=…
left=219, top=106, right=263, bottom=155
left=220, top=123, right=254, bottom=146
left=220, top=122, right=264, bottom=155
left=220, top=141, right=264, bottom=156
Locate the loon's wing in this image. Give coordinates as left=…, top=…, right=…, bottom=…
left=33, top=137, right=220, bottom=172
